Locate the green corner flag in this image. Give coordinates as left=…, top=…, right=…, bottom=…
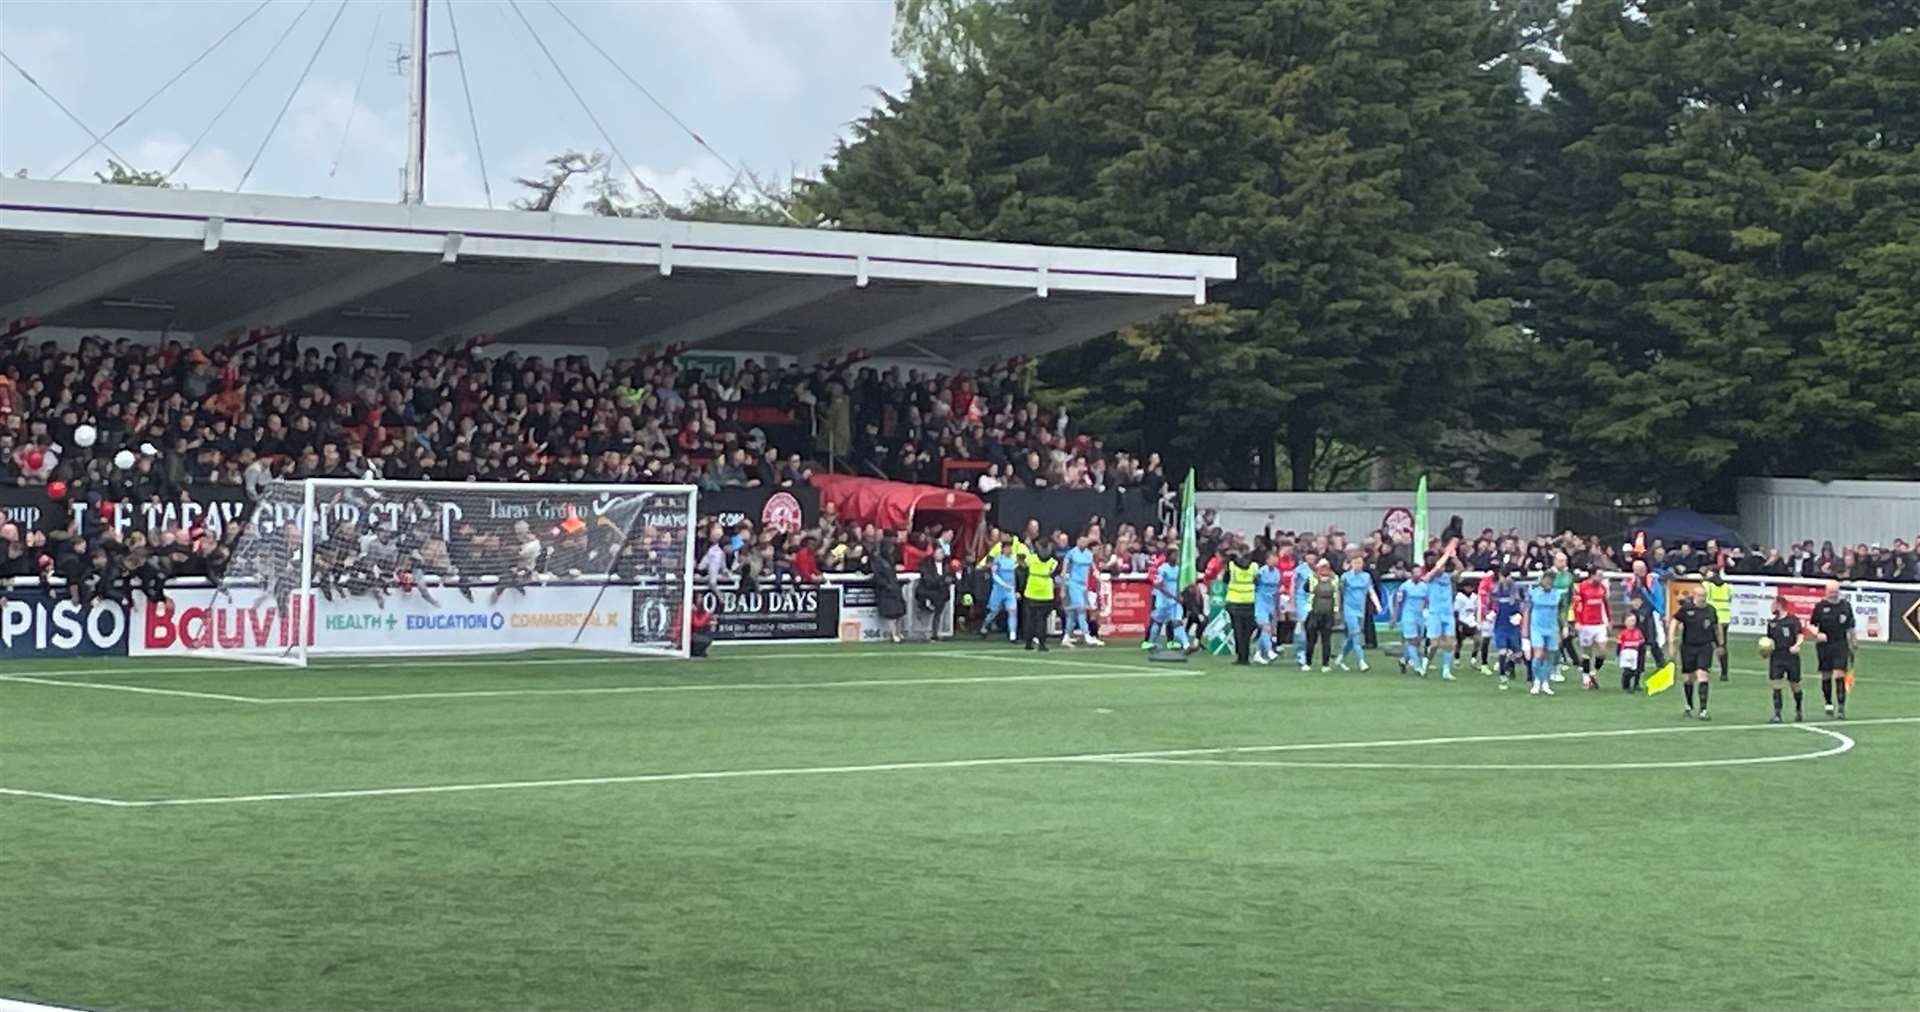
left=1413, top=474, right=1429, bottom=555
left=1177, top=469, right=1198, bottom=589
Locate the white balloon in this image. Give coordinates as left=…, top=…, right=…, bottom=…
left=73, top=424, right=98, bottom=448
left=114, top=449, right=136, bottom=470
left=139, top=442, right=158, bottom=457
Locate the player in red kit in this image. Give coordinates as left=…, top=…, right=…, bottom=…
left=1274, top=551, right=1298, bottom=650
left=1571, top=570, right=1611, bottom=690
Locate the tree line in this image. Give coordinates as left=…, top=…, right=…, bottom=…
left=71, top=0, right=1919, bottom=507
left=804, top=0, right=1920, bottom=508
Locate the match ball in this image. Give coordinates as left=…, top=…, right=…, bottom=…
left=1756, top=637, right=1775, bottom=658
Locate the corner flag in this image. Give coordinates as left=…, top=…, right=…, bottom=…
left=1177, top=468, right=1197, bottom=589
left=1413, top=474, right=1428, bottom=554
left=1645, top=662, right=1676, bottom=695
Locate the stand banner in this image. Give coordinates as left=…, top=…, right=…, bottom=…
left=1098, top=575, right=1152, bottom=638
left=1892, top=591, right=1920, bottom=645
left=699, top=584, right=840, bottom=641
left=0, top=589, right=130, bottom=657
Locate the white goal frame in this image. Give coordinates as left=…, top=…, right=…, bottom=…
left=211, top=478, right=697, bottom=668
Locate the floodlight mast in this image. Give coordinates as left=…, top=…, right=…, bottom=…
left=403, top=0, right=429, bottom=204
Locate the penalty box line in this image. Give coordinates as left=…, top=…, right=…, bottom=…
left=0, top=664, right=1190, bottom=706
left=6, top=716, right=1916, bottom=811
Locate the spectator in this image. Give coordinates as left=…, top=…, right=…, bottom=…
left=870, top=536, right=907, bottom=643
left=697, top=525, right=729, bottom=589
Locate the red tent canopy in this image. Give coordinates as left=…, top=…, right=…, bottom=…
left=809, top=474, right=985, bottom=541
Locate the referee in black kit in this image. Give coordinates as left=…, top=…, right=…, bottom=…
left=1764, top=594, right=1807, bottom=723
left=1670, top=587, right=1719, bottom=721
left=1810, top=581, right=1857, bottom=719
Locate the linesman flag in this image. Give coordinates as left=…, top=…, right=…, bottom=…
left=1177, top=468, right=1198, bottom=590
left=1644, top=662, right=1676, bottom=696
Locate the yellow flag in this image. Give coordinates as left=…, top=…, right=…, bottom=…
left=1645, top=662, right=1676, bottom=696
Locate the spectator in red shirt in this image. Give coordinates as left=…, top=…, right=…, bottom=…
left=790, top=536, right=821, bottom=583
left=900, top=530, right=931, bottom=572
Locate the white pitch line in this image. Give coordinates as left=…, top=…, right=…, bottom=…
left=945, top=650, right=1160, bottom=671
left=12, top=715, right=1911, bottom=810
left=0, top=656, right=646, bottom=680
left=0, top=647, right=1139, bottom=682
left=259, top=667, right=1198, bottom=704
left=1182, top=717, right=1898, bottom=755
left=0, top=667, right=1191, bottom=706
left=0, top=785, right=131, bottom=807
left=1108, top=724, right=1856, bottom=771
left=0, top=675, right=261, bottom=704
left=0, top=996, right=92, bottom=1012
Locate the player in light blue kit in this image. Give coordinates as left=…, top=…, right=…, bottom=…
left=1148, top=553, right=1190, bottom=651
left=1423, top=542, right=1460, bottom=681
left=1337, top=554, right=1380, bottom=671
left=1292, top=551, right=1317, bottom=666
left=977, top=531, right=1024, bottom=642
left=1395, top=564, right=1429, bottom=675
left=1252, top=553, right=1282, bottom=664
left=1525, top=570, right=1567, bottom=695
left=1061, top=533, right=1101, bottom=647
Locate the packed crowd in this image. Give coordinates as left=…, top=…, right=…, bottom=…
left=2, top=336, right=1911, bottom=613
left=0, top=334, right=1137, bottom=499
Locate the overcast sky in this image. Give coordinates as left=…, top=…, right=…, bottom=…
left=0, top=0, right=908, bottom=210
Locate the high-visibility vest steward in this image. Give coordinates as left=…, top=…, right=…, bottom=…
left=1706, top=580, right=1732, bottom=622
left=1226, top=561, right=1258, bottom=604
left=1023, top=557, right=1058, bottom=600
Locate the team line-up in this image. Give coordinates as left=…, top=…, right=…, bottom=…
left=970, top=534, right=1863, bottom=724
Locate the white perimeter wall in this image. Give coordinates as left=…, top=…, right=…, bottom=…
left=1194, top=490, right=1559, bottom=540
left=1737, top=478, right=1920, bottom=547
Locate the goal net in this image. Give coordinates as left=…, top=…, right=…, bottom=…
left=204, top=479, right=695, bottom=666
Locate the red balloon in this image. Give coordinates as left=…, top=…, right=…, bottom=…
left=36, top=554, right=52, bottom=570
left=23, top=448, right=45, bottom=470
left=98, top=499, right=117, bottom=520
left=45, top=480, right=67, bottom=500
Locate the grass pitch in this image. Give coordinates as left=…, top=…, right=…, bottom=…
left=3, top=638, right=1918, bottom=1011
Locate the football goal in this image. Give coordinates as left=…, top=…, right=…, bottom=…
left=201, top=479, right=696, bottom=666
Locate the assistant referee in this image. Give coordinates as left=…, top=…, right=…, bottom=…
left=1764, top=594, right=1807, bottom=723
left=1809, top=581, right=1857, bottom=719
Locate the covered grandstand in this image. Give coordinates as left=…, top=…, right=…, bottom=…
left=0, top=177, right=1236, bottom=366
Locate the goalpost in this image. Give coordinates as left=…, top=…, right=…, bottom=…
left=203, top=479, right=697, bottom=667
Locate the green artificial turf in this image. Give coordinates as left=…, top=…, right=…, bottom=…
left=3, top=640, right=1917, bottom=1010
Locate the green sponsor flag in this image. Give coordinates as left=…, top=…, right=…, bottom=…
left=1177, top=469, right=1198, bottom=589
left=1413, top=474, right=1429, bottom=556
left=1203, top=581, right=1233, bottom=655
